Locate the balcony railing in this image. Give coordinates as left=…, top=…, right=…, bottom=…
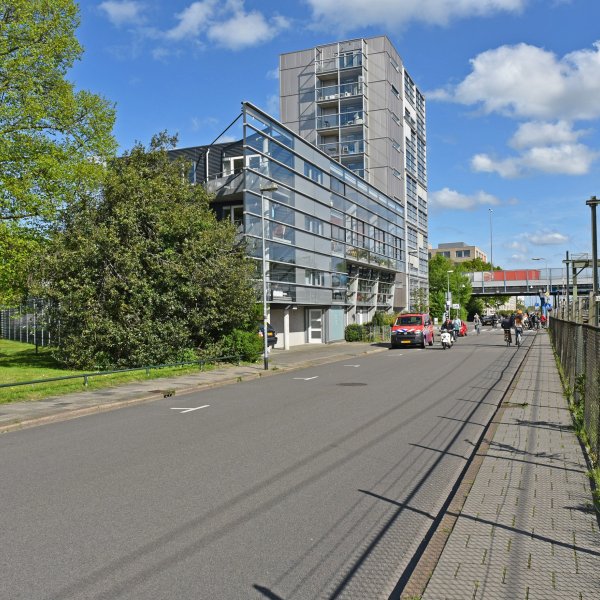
left=318, top=139, right=365, bottom=157
left=316, top=110, right=366, bottom=130
left=316, top=81, right=365, bottom=102
left=316, top=52, right=364, bottom=74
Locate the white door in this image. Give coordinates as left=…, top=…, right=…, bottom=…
left=308, top=309, right=323, bottom=343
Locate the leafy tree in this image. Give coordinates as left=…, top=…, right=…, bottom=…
left=428, top=255, right=472, bottom=320
left=34, top=133, right=257, bottom=369
left=1, top=0, right=116, bottom=302
left=410, top=287, right=429, bottom=313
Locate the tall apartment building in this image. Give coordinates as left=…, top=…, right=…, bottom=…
left=279, top=36, right=429, bottom=306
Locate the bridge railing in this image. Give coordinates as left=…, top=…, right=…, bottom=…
left=550, top=318, right=600, bottom=462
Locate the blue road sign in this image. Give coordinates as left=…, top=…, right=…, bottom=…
left=535, top=302, right=540, bottom=308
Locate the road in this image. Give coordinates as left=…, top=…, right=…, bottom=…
left=0, top=327, right=530, bottom=599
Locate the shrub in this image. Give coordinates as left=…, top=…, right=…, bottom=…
left=371, top=311, right=395, bottom=327
left=345, top=324, right=364, bottom=342
left=219, top=329, right=263, bottom=362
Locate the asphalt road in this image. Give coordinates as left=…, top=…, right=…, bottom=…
left=0, top=327, right=530, bottom=600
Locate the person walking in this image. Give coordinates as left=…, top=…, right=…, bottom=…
left=473, top=313, right=481, bottom=335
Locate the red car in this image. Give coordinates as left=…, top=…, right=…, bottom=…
left=390, top=313, right=435, bottom=349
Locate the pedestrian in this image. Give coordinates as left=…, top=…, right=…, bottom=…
left=473, top=313, right=481, bottom=335
left=540, top=313, right=547, bottom=328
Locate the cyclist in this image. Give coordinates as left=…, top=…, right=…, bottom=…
left=453, top=316, right=462, bottom=340
left=514, top=310, right=524, bottom=347
left=501, top=315, right=512, bottom=345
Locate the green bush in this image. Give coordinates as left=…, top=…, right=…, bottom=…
left=219, top=329, right=263, bottom=362
left=345, top=324, right=364, bottom=342
left=371, top=311, right=395, bottom=327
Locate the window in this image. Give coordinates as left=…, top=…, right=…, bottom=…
left=391, top=111, right=401, bottom=126
left=391, top=84, right=400, bottom=98
left=305, top=269, right=325, bottom=286
left=305, top=215, right=324, bottom=235
left=392, top=139, right=401, bottom=153
left=390, top=57, right=400, bottom=72
left=304, top=162, right=323, bottom=184
left=223, top=157, right=243, bottom=176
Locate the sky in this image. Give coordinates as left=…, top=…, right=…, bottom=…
left=71, top=0, right=600, bottom=272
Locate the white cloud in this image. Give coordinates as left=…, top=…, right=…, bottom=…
left=509, top=121, right=588, bottom=149
left=429, top=187, right=501, bottom=210
left=266, top=67, right=279, bottom=80
left=432, top=41, right=600, bottom=121
left=472, top=142, right=598, bottom=178
left=207, top=10, right=289, bottom=50
left=306, top=0, right=526, bottom=32
left=99, top=0, right=145, bottom=26
left=521, top=231, right=569, bottom=245
left=165, top=0, right=216, bottom=41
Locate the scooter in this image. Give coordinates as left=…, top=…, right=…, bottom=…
left=440, top=329, right=453, bottom=350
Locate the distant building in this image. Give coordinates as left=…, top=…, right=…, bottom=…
left=429, top=242, right=487, bottom=264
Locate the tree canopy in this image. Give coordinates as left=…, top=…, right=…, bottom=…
left=34, top=133, right=258, bottom=369
left=0, top=0, right=116, bottom=223
left=0, top=1, right=116, bottom=304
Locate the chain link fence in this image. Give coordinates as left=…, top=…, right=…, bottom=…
left=550, top=317, right=600, bottom=461
left=0, top=300, right=51, bottom=348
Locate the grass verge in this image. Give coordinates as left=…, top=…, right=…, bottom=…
left=550, top=337, right=600, bottom=510
left=0, top=339, right=226, bottom=404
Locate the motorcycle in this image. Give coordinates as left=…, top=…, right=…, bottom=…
left=440, top=329, right=453, bottom=350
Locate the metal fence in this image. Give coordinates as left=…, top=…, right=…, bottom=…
left=550, top=317, right=600, bottom=461
left=0, top=300, right=51, bottom=348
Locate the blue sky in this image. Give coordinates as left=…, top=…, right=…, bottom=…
left=72, top=0, right=600, bottom=272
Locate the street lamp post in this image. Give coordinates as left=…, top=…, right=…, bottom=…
left=260, top=182, right=278, bottom=370
left=586, top=196, right=600, bottom=326
left=446, top=270, right=454, bottom=319
left=488, top=208, right=494, bottom=268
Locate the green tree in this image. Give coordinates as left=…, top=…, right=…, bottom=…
left=410, top=287, right=429, bottom=313
left=34, top=133, right=258, bottom=369
left=1, top=1, right=116, bottom=302
left=428, top=255, right=472, bottom=320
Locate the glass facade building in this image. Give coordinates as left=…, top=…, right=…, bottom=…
left=172, top=103, right=408, bottom=347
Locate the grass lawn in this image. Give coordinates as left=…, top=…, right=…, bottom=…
left=0, top=339, right=226, bottom=404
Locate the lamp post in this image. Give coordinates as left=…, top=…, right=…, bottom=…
left=446, top=269, right=453, bottom=318
left=260, top=182, right=278, bottom=370
left=586, top=195, right=600, bottom=326
left=488, top=208, right=494, bottom=268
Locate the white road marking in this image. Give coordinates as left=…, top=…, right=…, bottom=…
left=344, top=364, right=360, bottom=367
left=293, top=376, right=319, bottom=381
left=170, top=405, right=210, bottom=413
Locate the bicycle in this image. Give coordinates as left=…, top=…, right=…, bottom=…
left=515, top=326, right=522, bottom=348
left=503, top=328, right=512, bottom=346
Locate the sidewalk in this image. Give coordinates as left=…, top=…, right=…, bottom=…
left=420, top=332, right=600, bottom=600
left=0, top=341, right=387, bottom=433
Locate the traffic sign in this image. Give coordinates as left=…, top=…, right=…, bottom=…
left=534, top=302, right=540, bottom=308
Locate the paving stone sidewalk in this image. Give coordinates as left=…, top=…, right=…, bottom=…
left=422, top=333, right=600, bottom=600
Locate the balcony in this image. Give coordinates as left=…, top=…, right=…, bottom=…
left=316, top=110, right=366, bottom=131
left=316, top=52, right=364, bottom=75
left=204, top=170, right=244, bottom=198
left=318, top=139, right=366, bottom=158
left=316, top=81, right=365, bottom=103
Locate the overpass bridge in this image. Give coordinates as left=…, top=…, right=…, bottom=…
left=465, top=267, right=594, bottom=299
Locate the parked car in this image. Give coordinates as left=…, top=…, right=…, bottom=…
left=481, top=314, right=498, bottom=326
left=390, top=313, right=434, bottom=349
left=458, top=320, right=468, bottom=337
left=258, top=323, right=278, bottom=348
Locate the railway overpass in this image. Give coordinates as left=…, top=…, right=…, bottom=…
left=465, top=267, right=593, bottom=299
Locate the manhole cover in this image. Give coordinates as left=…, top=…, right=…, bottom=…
left=337, top=383, right=367, bottom=387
